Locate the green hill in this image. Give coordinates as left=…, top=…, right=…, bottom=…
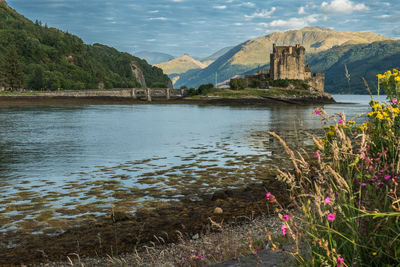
left=175, top=27, right=394, bottom=89
left=307, top=40, right=400, bottom=94
left=0, top=1, right=170, bottom=90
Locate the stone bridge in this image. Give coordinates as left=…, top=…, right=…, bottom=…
left=130, top=88, right=186, bottom=101
left=37, top=88, right=186, bottom=101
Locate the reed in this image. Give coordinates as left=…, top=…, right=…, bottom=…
left=268, top=69, right=400, bottom=266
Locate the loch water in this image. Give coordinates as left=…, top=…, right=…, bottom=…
left=0, top=95, right=375, bottom=236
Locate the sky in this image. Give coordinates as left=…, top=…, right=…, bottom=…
left=7, top=0, right=400, bottom=58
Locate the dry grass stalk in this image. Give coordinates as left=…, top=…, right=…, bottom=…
left=269, top=131, right=302, bottom=175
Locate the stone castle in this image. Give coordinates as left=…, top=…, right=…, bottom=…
left=243, top=44, right=325, bottom=92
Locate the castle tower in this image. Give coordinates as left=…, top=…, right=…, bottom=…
left=270, top=44, right=310, bottom=80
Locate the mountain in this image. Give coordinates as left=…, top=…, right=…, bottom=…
left=175, top=27, right=395, bottom=88
left=135, top=51, right=175, bottom=65
left=307, top=40, right=400, bottom=94
left=155, top=54, right=209, bottom=75
left=0, top=1, right=170, bottom=90
left=199, top=46, right=234, bottom=63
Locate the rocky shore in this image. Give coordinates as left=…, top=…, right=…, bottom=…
left=0, top=93, right=335, bottom=106
left=1, top=179, right=292, bottom=265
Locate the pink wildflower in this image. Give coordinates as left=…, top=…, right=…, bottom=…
left=281, top=224, right=288, bottom=236
left=315, top=109, right=321, bottom=115
left=314, top=150, right=319, bottom=159
left=384, top=175, right=391, bottom=180
left=324, top=197, right=331, bottom=204
left=393, top=98, right=398, bottom=104
left=328, top=213, right=336, bottom=221
left=361, top=183, right=367, bottom=187
left=338, top=119, right=344, bottom=124
left=283, top=215, right=290, bottom=221
left=337, top=256, right=345, bottom=267
left=265, top=192, right=271, bottom=200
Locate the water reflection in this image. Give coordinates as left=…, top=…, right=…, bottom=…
left=0, top=96, right=373, bottom=237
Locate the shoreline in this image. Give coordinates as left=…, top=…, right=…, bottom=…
left=0, top=95, right=336, bottom=106
left=0, top=180, right=291, bottom=265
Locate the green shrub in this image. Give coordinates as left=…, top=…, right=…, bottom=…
left=198, top=83, right=214, bottom=95
left=151, top=82, right=168, bottom=88
left=229, top=78, right=246, bottom=90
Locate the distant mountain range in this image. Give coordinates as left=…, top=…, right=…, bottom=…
left=155, top=27, right=396, bottom=91
left=134, top=51, right=175, bottom=65
left=155, top=54, right=209, bottom=75
left=199, top=46, right=234, bottom=65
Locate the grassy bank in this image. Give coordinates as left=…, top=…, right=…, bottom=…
left=185, top=87, right=318, bottom=100
left=0, top=91, right=40, bottom=96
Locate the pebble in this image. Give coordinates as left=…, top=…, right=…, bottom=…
left=213, top=207, right=223, bottom=214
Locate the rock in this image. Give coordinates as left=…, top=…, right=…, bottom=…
left=211, top=189, right=232, bottom=201
left=213, top=207, right=223, bottom=214
left=192, top=233, right=199, bottom=240
left=211, top=191, right=227, bottom=201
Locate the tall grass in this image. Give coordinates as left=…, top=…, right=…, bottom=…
left=268, top=69, right=400, bottom=266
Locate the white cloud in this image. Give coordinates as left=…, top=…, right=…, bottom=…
left=213, top=5, right=227, bottom=9
left=148, top=10, right=159, bottom=14
left=320, top=0, right=369, bottom=14
left=298, top=6, right=306, bottom=15
left=171, top=0, right=184, bottom=2
left=261, top=15, right=319, bottom=31
left=240, top=2, right=255, bottom=8
left=245, top=7, right=276, bottom=20
left=234, top=22, right=243, bottom=26
left=148, top=17, right=169, bottom=21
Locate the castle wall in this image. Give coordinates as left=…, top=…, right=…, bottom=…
left=270, top=44, right=308, bottom=80
left=307, top=73, right=325, bottom=93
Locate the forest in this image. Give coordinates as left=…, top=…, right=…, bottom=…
left=0, top=1, right=170, bottom=91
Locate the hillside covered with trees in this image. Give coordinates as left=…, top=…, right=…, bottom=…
left=307, top=40, right=400, bottom=94
left=0, top=1, right=170, bottom=90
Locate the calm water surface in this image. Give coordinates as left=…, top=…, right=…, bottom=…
left=0, top=94, right=376, bottom=234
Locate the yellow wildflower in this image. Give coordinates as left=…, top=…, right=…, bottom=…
left=367, top=111, right=375, bottom=117
left=376, top=113, right=384, bottom=120
left=395, top=76, right=400, bottom=82
left=377, top=74, right=385, bottom=80
left=392, top=107, right=399, bottom=114
left=372, top=103, right=381, bottom=110
left=327, top=131, right=335, bottom=137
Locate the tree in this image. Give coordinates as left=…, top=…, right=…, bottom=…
left=230, top=78, right=246, bottom=90
left=2, top=47, right=24, bottom=90
left=198, top=83, right=214, bottom=95
left=27, top=65, right=44, bottom=90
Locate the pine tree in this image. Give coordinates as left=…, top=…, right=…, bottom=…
left=28, top=65, right=44, bottom=90
left=2, top=46, right=24, bottom=90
